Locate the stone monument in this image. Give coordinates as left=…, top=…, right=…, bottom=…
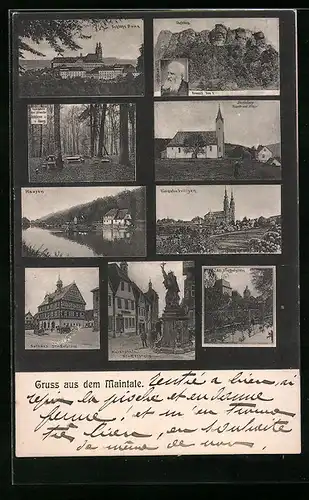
left=154, top=263, right=193, bottom=353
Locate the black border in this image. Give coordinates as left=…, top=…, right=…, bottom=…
left=9, top=8, right=302, bottom=486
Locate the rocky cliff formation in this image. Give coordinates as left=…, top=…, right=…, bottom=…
left=155, top=24, right=279, bottom=91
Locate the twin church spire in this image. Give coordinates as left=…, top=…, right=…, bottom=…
left=223, top=186, right=235, bottom=224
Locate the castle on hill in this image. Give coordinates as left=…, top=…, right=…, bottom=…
left=51, top=43, right=137, bottom=80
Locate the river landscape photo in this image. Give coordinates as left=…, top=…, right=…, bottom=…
left=22, top=186, right=146, bottom=257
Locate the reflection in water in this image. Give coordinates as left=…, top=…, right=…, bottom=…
left=22, top=225, right=146, bottom=257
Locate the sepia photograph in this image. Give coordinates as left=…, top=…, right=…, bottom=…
left=22, top=186, right=146, bottom=258
left=156, top=185, right=281, bottom=254
left=160, top=58, right=189, bottom=96
left=154, top=18, right=280, bottom=96
left=28, top=103, right=136, bottom=183
left=202, top=266, right=276, bottom=347
left=108, top=260, right=195, bottom=361
left=155, top=100, right=281, bottom=181
left=25, top=267, right=100, bottom=350
left=17, top=18, right=144, bottom=97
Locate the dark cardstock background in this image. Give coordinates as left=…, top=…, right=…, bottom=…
left=9, top=8, right=302, bottom=486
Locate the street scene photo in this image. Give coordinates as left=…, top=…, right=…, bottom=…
left=156, top=184, right=281, bottom=255
left=22, top=186, right=146, bottom=258
left=17, top=17, right=144, bottom=96
left=154, top=17, right=279, bottom=96
left=108, top=261, right=195, bottom=360
left=202, top=266, right=276, bottom=346
left=155, top=100, right=281, bottom=181
left=25, top=267, right=100, bottom=350
left=28, top=103, right=136, bottom=183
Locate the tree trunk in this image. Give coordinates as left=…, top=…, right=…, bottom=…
left=53, top=104, right=63, bottom=169
left=90, top=104, right=94, bottom=157
left=119, top=103, right=130, bottom=166
left=128, top=104, right=135, bottom=156
left=93, top=104, right=98, bottom=156
left=39, top=124, right=43, bottom=157
left=97, top=103, right=107, bottom=157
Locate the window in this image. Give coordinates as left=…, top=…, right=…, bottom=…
left=209, top=145, right=212, bottom=152
left=117, top=297, right=122, bottom=308
left=125, top=299, right=129, bottom=310
left=128, top=284, right=131, bottom=292
left=131, top=300, right=134, bottom=310
left=120, top=282, right=124, bottom=291
left=178, top=147, right=181, bottom=153
left=191, top=284, right=195, bottom=297
left=125, top=317, right=128, bottom=328
left=108, top=316, right=113, bottom=330
left=132, top=318, right=135, bottom=327
left=108, top=295, right=112, bottom=307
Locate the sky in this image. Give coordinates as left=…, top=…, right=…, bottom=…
left=156, top=185, right=281, bottom=221
left=154, top=17, right=279, bottom=51
left=25, top=267, right=99, bottom=315
left=22, top=187, right=140, bottom=221
left=115, top=261, right=186, bottom=317
left=21, top=19, right=143, bottom=61
left=154, top=101, right=280, bottom=147
left=204, top=266, right=266, bottom=296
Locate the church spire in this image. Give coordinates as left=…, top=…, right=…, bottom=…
left=223, top=185, right=229, bottom=219
left=216, top=104, right=224, bottom=122
left=56, top=274, right=63, bottom=292
left=229, top=188, right=235, bottom=225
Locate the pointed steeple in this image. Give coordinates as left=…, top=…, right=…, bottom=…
left=223, top=186, right=229, bottom=221
left=216, top=105, right=224, bottom=122
left=149, top=279, right=153, bottom=290
left=229, top=188, right=235, bottom=225
left=56, top=274, right=63, bottom=292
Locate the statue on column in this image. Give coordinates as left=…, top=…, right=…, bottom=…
left=161, top=262, right=180, bottom=308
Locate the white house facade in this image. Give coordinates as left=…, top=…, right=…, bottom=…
left=163, top=106, right=225, bottom=160
left=256, top=143, right=281, bottom=164
left=103, top=209, right=132, bottom=227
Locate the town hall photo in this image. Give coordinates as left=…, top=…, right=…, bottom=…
left=154, top=100, right=281, bottom=181
left=24, top=267, right=100, bottom=350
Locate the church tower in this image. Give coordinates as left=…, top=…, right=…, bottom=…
left=56, top=275, right=63, bottom=292
left=229, top=189, right=235, bottom=224
left=96, top=42, right=103, bottom=61
left=223, top=186, right=229, bottom=223
left=215, top=105, right=225, bottom=158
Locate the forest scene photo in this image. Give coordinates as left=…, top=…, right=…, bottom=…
left=28, top=103, right=136, bottom=183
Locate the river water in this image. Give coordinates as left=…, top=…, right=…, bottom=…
left=22, top=225, right=146, bottom=257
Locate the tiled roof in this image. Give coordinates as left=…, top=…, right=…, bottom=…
left=104, top=208, right=118, bottom=218
left=38, top=283, right=86, bottom=307
left=167, top=131, right=217, bottom=147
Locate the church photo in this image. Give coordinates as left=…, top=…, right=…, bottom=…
left=108, top=261, right=195, bottom=361
left=24, top=267, right=100, bottom=350
left=154, top=100, right=281, bottom=181
left=17, top=17, right=144, bottom=97
left=156, top=184, right=281, bottom=255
